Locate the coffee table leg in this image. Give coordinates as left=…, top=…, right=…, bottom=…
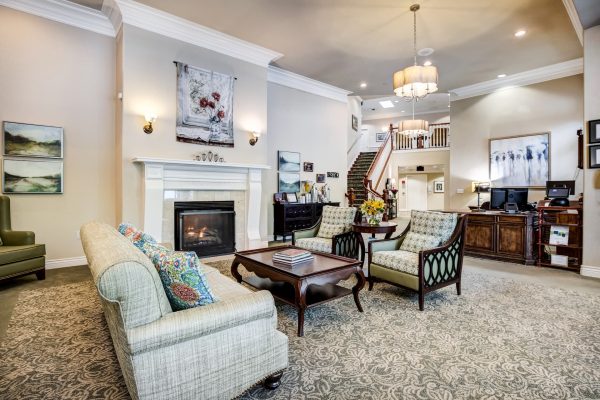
left=352, top=269, right=366, bottom=313
left=294, top=280, right=308, bottom=337
left=230, top=258, right=243, bottom=283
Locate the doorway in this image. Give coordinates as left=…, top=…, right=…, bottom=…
left=405, top=175, right=428, bottom=210
left=398, top=166, right=446, bottom=212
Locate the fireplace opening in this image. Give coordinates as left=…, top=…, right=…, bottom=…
left=174, top=201, right=235, bottom=257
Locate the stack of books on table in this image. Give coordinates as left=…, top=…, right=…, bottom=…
left=273, top=248, right=313, bottom=265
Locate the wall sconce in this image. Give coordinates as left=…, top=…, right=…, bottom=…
left=249, top=131, right=261, bottom=146
left=143, top=115, right=157, bottom=134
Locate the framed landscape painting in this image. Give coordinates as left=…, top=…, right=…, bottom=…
left=3, top=121, right=63, bottom=158
left=3, top=159, right=63, bottom=194
left=278, top=151, right=300, bottom=172
left=489, top=132, right=550, bottom=188
left=278, top=172, right=300, bottom=193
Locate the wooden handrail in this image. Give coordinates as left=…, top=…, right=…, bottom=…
left=364, top=124, right=394, bottom=199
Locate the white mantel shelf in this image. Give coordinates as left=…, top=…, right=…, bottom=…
left=132, top=157, right=271, bottom=170
left=132, top=156, right=269, bottom=249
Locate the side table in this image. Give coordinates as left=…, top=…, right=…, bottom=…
left=352, top=222, right=397, bottom=267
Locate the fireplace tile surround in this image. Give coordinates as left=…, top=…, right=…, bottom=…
left=133, top=158, right=270, bottom=252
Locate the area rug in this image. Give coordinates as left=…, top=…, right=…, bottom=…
left=1, top=261, right=600, bottom=400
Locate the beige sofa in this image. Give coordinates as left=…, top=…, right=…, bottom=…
left=80, top=221, right=288, bottom=400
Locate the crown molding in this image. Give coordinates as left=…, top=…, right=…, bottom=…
left=102, top=0, right=122, bottom=34
left=115, top=0, right=282, bottom=67
left=0, top=0, right=115, bottom=36
left=450, top=58, right=583, bottom=101
left=562, top=0, right=583, bottom=45
left=268, top=66, right=351, bottom=103
left=362, top=108, right=450, bottom=122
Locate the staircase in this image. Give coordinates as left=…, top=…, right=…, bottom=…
left=347, top=152, right=377, bottom=207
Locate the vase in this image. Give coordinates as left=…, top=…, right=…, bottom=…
left=367, top=213, right=383, bottom=225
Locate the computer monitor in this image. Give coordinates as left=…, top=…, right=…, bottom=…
left=505, top=188, right=528, bottom=211
left=546, top=180, right=575, bottom=196
left=490, top=188, right=507, bottom=210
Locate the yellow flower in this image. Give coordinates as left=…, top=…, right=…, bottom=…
left=360, top=199, right=385, bottom=216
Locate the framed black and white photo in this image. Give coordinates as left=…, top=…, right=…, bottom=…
left=3, top=158, right=63, bottom=194
left=376, top=132, right=388, bottom=142
left=303, top=162, right=313, bottom=172
left=433, top=181, right=444, bottom=193
left=278, top=151, right=300, bottom=172
left=590, top=145, right=600, bottom=169
left=3, top=121, right=63, bottom=158
left=589, top=119, right=600, bottom=144
left=278, top=172, right=300, bottom=193
left=489, top=132, right=550, bottom=188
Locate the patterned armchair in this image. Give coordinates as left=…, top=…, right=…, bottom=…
left=368, top=210, right=467, bottom=310
left=292, top=206, right=359, bottom=259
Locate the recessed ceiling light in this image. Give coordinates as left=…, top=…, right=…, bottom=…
left=394, top=100, right=399, bottom=103
left=360, top=82, right=367, bottom=88
left=447, top=105, right=451, bottom=107
left=417, top=48, right=434, bottom=56
left=514, top=30, right=526, bottom=37
left=401, top=110, right=406, bottom=112
left=379, top=100, right=394, bottom=108
left=423, top=60, right=432, bottom=66
left=497, top=74, right=507, bottom=78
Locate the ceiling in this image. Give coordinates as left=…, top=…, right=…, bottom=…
left=574, top=0, right=600, bottom=29
left=362, top=93, right=450, bottom=120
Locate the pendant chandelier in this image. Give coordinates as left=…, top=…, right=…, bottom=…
left=393, top=4, right=438, bottom=100
left=399, top=96, right=428, bottom=137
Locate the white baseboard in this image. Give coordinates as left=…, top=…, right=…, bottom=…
left=580, top=265, right=600, bottom=279
left=45, top=256, right=87, bottom=269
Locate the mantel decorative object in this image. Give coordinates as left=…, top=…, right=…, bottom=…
left=360, top=198, right=385, bottom=225
left=194, top=152, right=224, bottom=162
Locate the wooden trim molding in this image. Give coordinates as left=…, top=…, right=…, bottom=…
left=46, top=256, right=88, bottom=269
left=267, top=66, right=351, bottom=103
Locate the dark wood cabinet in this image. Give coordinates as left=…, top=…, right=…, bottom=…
left=537, top=201, right=583, bottom=271
left=463, top=212, right=537, bottom=265
left=273, top=202, right=340, bottom=241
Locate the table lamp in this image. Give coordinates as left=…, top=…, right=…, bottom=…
left=472, top=181, right=491, bottom=210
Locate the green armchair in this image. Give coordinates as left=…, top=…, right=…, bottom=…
left=292, top=205, right=359, bottom=259
left=0, top=196, right=46, bottom=282
left=368, top=210, right=467, bottom=310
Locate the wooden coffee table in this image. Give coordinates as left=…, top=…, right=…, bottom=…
left=231, top=246, right=366, bottom=337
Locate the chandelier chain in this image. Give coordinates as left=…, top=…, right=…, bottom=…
left=413, top=8, right=417, bottom=66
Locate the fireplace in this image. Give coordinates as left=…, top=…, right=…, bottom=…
left=174, top=201, right=236, bottom=257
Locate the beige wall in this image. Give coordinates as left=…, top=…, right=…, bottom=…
left=347, top=96, right=362, bottom=151
left=583, top=26, right=600, bottom=269
left=267, top=82, right=348, bottom=236
left=449, top=75, right=584, bottom=210
left=427, top=173, right=445, bottom=210
left=0, top=7, right=116, bottom=260
left=119, top=25, right=269, bottom=236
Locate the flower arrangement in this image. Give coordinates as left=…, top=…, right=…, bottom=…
left=360, top=198, right=386, bottom=225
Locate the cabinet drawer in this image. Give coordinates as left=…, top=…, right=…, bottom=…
left=498, top=215, right=526, bottom=224
left=467, top=214, right=495, bottom=223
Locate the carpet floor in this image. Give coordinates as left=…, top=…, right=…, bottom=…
left=1, top=259, right=600, bottom=399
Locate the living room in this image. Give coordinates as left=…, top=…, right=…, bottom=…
left=1, top=0, right=600, bottom=399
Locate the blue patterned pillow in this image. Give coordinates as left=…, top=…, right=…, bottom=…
left=118, top=223, right=216, bottom=310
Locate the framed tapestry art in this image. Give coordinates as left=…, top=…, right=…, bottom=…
left=175, top=62, right=234, bottom=147
left=489, top=132, right=550, bottom=188
left=3, top=121, right=63, bottom=158
left=3, top=158, right=63, bottom=194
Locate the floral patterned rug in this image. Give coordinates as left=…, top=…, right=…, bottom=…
left=1, top=260, right=600, bottom=399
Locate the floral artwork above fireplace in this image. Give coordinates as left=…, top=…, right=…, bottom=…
left=175, top=62, right=234, bottom=148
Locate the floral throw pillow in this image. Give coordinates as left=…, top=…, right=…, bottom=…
left=118, top=223, right=157, bottom=250
left=118, top=223, right=216, bottom=310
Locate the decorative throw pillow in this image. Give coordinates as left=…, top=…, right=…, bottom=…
left=317, top=222, right=346, bottom=239
left=399, top=232, right=441, bottom=253
left=118, top=223, right=216, bottom=310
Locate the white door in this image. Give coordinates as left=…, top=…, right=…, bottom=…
left=406, top=174, right=428, bottom=211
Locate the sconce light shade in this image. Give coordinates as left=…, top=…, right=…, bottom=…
left=472, top=181, right=491, bottom=193
left=249, top=131, right=261, bottom=146
left=143, top=115, right=157, bottom=134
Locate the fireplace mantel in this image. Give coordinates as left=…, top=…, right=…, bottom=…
left=133, top=157, right=270, bottom=250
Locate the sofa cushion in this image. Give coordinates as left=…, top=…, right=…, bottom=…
left=410, top=210, right=457, bottom=244
left=0, top=245, right=45, bottom=266
left=399, top=232, right=441, bottom=253
left=295, top=237, right=332, bottom=253
left=317, top=206, right=356, bottom=238
left=371, top=250, right=419, bottom=276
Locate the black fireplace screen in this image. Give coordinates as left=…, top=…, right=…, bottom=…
left=174, top=201, right=235, bottom=257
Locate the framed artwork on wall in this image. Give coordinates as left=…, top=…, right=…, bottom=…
left=489, top=132, right=550, bottom=188
left=278, top=151, right=300, bottom=172
left=590, top=145, right=600, bottom=169
left=3, top=158, right=63, bottom=194
left=433, top=181, right=444, bottom=193
left=316, top=173, right=325, bottom=183
left=3, top=121, right=63, bottom=158
left=278, top=172, right=301, bottom=193
left=352, top=115, right=358, bottom=131
left=589, top=119, right=600, bottom=144
left=285, top=192, right=298, bottom=203
left=376, top=132, right=388, bottom=142
left=303, top=162, right=313, bottom=172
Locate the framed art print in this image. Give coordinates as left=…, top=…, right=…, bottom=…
left=590, top=145, right=600, bottom=169
left=3, top=121, right=63, bottom=158
left=376, top=132, right=388, bottom=142
left=589, top=119, right=600, bottom=144
left=278, top=172, right=300, bottom=193
left=3, top=158, right=63, bottom=194
left=278, top=151, right=300, bottom=172
left=433, top=181, right=444, bottom=193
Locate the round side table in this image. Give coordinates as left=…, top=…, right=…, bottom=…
left=351, top=222, right=397, bottom=267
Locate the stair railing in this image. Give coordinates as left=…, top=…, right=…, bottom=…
left=362, top=125, right=394, bottom=220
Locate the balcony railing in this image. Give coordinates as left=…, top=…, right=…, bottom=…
left=395, top=123, right=450, bottom=150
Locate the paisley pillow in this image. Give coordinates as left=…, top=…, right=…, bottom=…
left=118, top=223, right=216, bottom=310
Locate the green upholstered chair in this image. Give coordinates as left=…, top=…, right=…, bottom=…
left=0, top=196, right=46, bottom=282
left=368, top=210, right=467, bottom=310
left=292, top=205, right=359, bottom=259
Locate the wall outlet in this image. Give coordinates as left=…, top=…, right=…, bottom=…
left=456, top=188, right=465, bottom=194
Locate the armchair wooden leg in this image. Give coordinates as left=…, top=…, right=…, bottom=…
left=368, top=278, right=374, bottom=291
left=263, top=372, right=283, bottom=390
left=35, top=269, right=45, bottom=281
left=456, top=281, right=461, bottom=296
left=418, top=291, right=424, bottom=311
